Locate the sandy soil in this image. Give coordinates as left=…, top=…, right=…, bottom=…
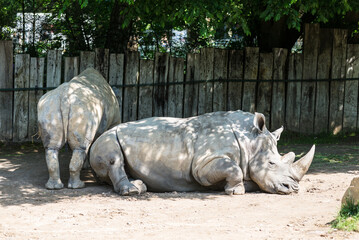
left=1, top=142, right=359, bottom=240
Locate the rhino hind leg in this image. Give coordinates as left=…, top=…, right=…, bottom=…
left=68, top=149, right=86, bottom=189
left=45, top=148, right=64, bottom=189
left=129, top=179, right=147, bottom=194
left=195, top=158, right=245, bottom=195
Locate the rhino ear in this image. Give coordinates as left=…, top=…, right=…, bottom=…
left=253, top=112, right=266, bottom=133
left=272, top=126, right=284, bottom=141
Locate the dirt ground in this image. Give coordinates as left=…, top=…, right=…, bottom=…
left=1, top=142, right=359, bottom=240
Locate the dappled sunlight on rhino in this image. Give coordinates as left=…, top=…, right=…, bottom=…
left=37, top=68, right=121, bottom=190
left=90, top=110, right=315, bottom=195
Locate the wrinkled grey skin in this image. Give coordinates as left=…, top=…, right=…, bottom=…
left=90, top=110, right=315, bottom=195
left=38, top=68, right=121, bottom=190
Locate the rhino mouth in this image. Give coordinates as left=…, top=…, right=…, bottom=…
left=276, top=181, right=299, bottom=194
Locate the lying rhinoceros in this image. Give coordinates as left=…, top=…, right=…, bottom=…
left=89, top=110, right=315, bottom=195
left=38, top=68, right=121, bottom=190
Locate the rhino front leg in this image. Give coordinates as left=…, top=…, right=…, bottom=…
left=68, top=149, right=86, bottom=189
left=45, top=148, right=64, bottom=189
left=195, top=158, right=245, bottom=195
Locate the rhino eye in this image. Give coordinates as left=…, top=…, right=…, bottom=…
left=110, top=159, right=115, bottom=165
left=269, top=161, right=276, bottom=166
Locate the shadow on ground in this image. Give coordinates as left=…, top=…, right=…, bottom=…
left=0, top=142, right=358, bottom=207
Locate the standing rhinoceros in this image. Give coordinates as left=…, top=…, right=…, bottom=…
left=38, top=68, right=121, bottom=190
left=89, top=110, right=315, bottom=195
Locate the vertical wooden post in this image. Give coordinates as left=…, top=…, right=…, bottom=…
left=227, top=50, right=244, bottom=111
left=315, top=28, right=333, bottom=134
left=153, top=52, right=169, bottom=117
left=198, top=48, right=214, bottom=114
left=257, top=53, right=273, bottom=129
left=95, top=48, right=109, bottom=80
left=46, top=50, right=62, bottom=88
left=330, top=28, right=348, bottom=134
left=213, top=48, right=228, bottom=112
left=138, top=59, right=154, bottom=119
left=167, top=57, right=184, bottom=117
left=184, top=53, right=199, bottom=117
left=343, top=44, right=359, bottom=132
left=123, top=51, right=139, bottom=122
left=80, top=51, right=95, bottom=72
left=13, top=54, right=30, bottom=141
left=301, top=23, right=319, bottom=134
left=242, top=47, right=259, bottom=113
left=29, top=57, right=44, bottom=140
left=109, top=53, right=125, bottom=123
left=286, top=53, right=303, bottom=132
left=271, top=48, right=287, bottom=130
left=64, top=57, right=79, bottom=82
left=0, top=41, right=13, bottom=140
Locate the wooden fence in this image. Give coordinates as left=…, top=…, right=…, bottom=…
left=1, top=23, right=359, bottom=142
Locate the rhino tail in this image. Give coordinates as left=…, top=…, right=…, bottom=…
left=60, top=97, right=70, bottom=142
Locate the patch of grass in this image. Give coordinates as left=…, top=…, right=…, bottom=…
left=332, top=199, right=359, bottom=231
left=310, top=153, right=359, bottom=170
left=279, top=131, right=359, bottom=146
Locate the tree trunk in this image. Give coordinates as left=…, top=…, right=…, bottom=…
left=256, top=14, right=316, bottom=52
left=105, top=0, right=135, bottom=53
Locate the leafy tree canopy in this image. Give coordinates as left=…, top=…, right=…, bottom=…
left=2, top=0, right=359, bottom=55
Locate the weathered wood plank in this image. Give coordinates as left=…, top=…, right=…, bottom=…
left=301, top=23, right=319, bottom=134
left=198, top=48, right=214, bottom=114
left=123, top=51, right=139, bottom=122
left=167, top=57, right=184, bottom=117
left=29, top=57, right=44, bottom=140
left=184, top=53, right=199, bottom=117
left=80, top=51, right=95, bottom=72
left=242, top=47, right=259, bottom=113
left=46, top=50, right=62, bottom=88
left=330, top=28, right=348, bottom=134
left=138, top=59, right=154, bottom=119
left=13, top=54, right=30, bottom=141
left=286, top=53, right=303, bottom=132
left=257, top=53, right=273, bottom=129
left=227, top=50, right=244, bottom=111
left=314, top=28, right=333, bottom=134
left=95, top=48, right=109, bottom=80
left=213, top=48, right=228, bottom=112
left=64, top=57, right=79, bottom=82
left=0, top=41, right=13, bottom=140
left=109, top=53, right=125, bottom=123
left=343, top=44, right=359, bottom=132
left=153, top=52, right=169, bottom=117
left=271, top=48, right=287, bottom=130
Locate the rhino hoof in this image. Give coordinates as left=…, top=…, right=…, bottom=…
left=68, top=180, right=85, bottom=189
left=130, top=180, right=147, bottom=194
left=119, top=183, right=141, bottom=196
left=225, top=184, right=245, bottom=195
left=46, top=179, right=64, bottom=190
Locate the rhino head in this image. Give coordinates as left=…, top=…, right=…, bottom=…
left=245, top=113, right=315, bottom=194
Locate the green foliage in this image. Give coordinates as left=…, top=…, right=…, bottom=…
left=0, top=0, right=19, bottom=40
left=2, top=0, right=359, bottom=54
left=332, top=199, right=359, bottom=231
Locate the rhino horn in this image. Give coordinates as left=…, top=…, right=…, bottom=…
left=292, top=145, right=315, bottom=181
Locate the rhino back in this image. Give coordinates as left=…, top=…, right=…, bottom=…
left=117, top=113, right=242, bottom=192
left=67, top=68, right=121, bottom=131
left=117, top=117, right=201, bottom=191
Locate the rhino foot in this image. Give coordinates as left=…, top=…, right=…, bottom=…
left=117, top=182, right=142, bottom=196
left=130, top=179, right=147, bottom=194
left=68, top=179, right=85, bottom=189
left=225, top=183, right=245, bottom=195
left=46, top=179, right=64, bottom=190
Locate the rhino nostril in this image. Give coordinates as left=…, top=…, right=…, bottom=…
left=283, top=183, right=289, bottom=189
